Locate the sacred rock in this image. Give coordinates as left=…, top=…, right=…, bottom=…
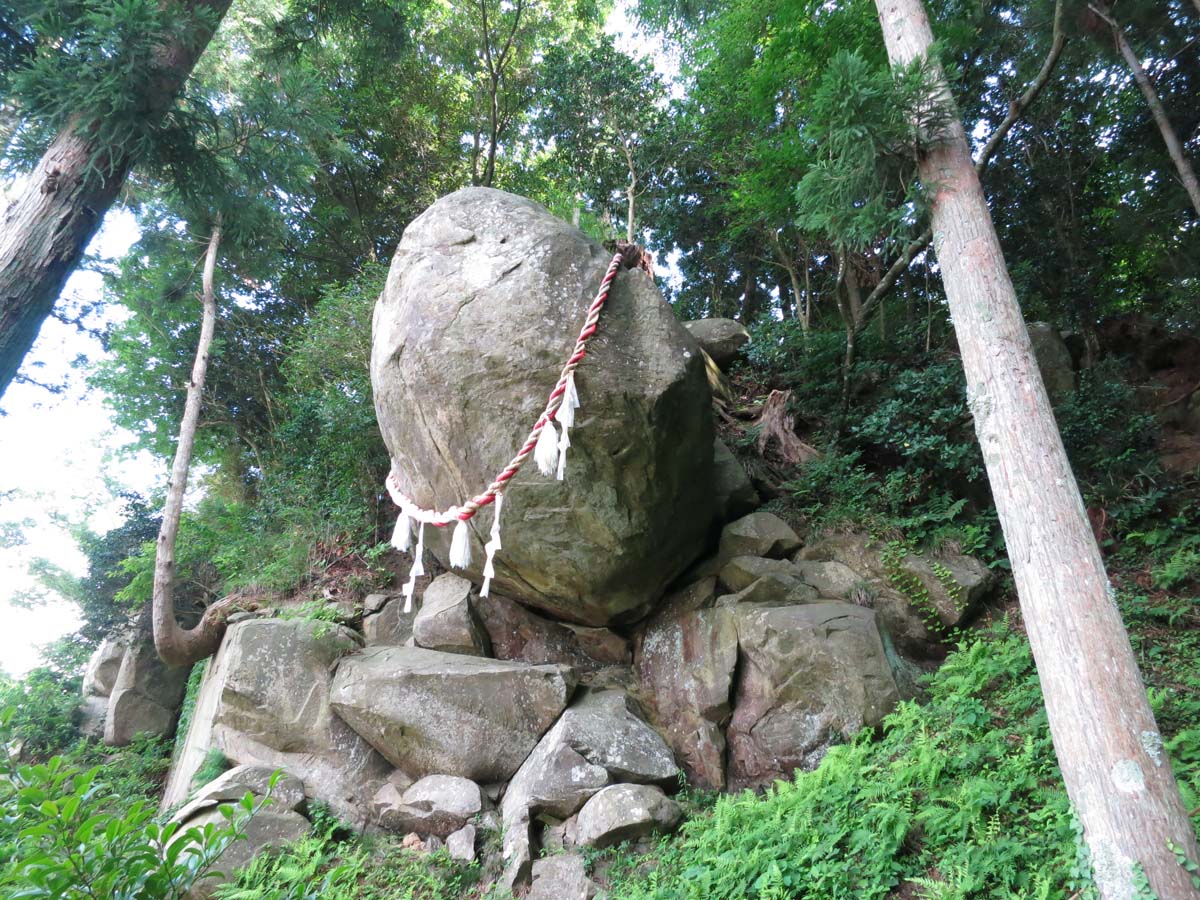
left=371, top=187, right=715, bottom=626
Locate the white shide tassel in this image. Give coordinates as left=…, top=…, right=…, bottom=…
left=481, top=493, right=504, bottom=598
left=558, top=372, right=580, bottom=428
left=556, top=422, right=571, bottom=481
left=535, top=420, right=558, bottom=476
left=402, top=521, right=427, bottom=612
left=449, top=519, right=472, bottom=570
left=390, top=508, right=412, bottom=552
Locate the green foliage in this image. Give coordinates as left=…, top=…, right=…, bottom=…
left=193, top=748, right=233, bottom=792
left=794, top=49, right=951, bottom=253
left=0, top=658, right=83, bottom=761
left=0, top=710, right=266, bottom=900
left=1, top=0, right=214, bottom=177
left=214, top=828, right=481, bottom=900
left=606, top=624, right=1093, bottom=900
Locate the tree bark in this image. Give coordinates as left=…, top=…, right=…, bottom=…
left=0, top=0, right=233, bottom=400
left=1090, top=0, right=1200, bottom=217
left=152, top=225, right=237, bottom=667
left=874, top=0, right=1200, bottom=896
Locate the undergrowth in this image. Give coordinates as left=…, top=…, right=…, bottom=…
left=600, top=621, right=1163, bottom=900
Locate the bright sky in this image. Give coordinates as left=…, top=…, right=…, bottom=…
left=0, top=207, right=158, bottom=676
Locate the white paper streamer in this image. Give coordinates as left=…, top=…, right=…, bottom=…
left=449, top=518, right=472, bottom=570
left=535, top=420, right=558, bottom=476
left=481, top=493, right=504, bottom=598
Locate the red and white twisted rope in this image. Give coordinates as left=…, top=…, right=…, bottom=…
left=386, top=250, right=625, bottom=601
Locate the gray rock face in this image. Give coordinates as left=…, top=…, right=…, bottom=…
left=1027, top=321, right=1076, bottom=400
left=636, top=580, right=738, bottom=789
left=796, top=532, right=995, bottom=655
left=104, top=638, right=190, bottom=746
left=499, top=688, right=677, bottom=890
left=712, top=438, right=759, bottom=524
left=177, top=807, right=310, bottom=900
left=446, top=824, right=477, bottom=863
left=372, top=774, right=483, bottom=836
left=574, top=784, right=683, bottom=849
left=173, top=764, right=306, bottom=825
left=727, top=603, right=900, bottom=790
left=683, top=318, right=750, bottom=369
left=371, top=187, right=715, bottom=626
left=528, top=855, right=599, bottom=900
left=476, top=592, right=628, bottom=674
left=718, top=512, right=802, bottom=564
left=719, top=555, right=815, bottom=597
left=363, top=594, right=417, bottom=647
left=413, top=574, right=491, bottom=656
left=160, top=619, right=391, bottom=824
left=502, top=689, right=676, bottom=827
left=330, top=646, right=575, bottom=782
left=82, top=636, right=126, bottom=698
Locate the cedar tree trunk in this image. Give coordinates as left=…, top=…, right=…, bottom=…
left=873, top=0, right=1200, bottom=896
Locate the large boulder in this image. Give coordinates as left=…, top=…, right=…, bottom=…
left=160, top=619, right=391, bottom=824
left=727, top=603, right=900, bottom=790
left=330, top=646, right=575, bottom=782
left=371, top=187, right=715, bottom=626
left=683, top=318, right=750, bottom=369
left=104, top=637, right=190, bottom=746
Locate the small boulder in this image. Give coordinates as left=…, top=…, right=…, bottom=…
left=476, top=592, right=628, bottom=673
left=363, top=595, right=417, bottom=647
left=712, top=439, right=760, bottom=524
left=173, top=765, right=306, bottom=825
left=372, top=774, right=483, bottom=836
left=727, top=602, right=900, bottom=790
left=719, top=556, right=813, bottom=596
left=446, top=824, right=477, bottom=863
left=330, top=646, right=575, bottom=782
left=683, top=318, right=750, bottom=369
left=82, top=636, right=126, bottom=699
left=790, top=559, right=864, bottom=598
left=574, top=784, right=682, bottom=849
left=413, top=574, right=491, bottom=656
left=528, top=854, right=599, bottom=900
left=718, top=512, right=801, bottom=565
left=177, top=807, right=310, bottom=900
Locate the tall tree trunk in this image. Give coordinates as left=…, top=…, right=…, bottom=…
left=152, top=225, right=236, bottom=667
left=1090, top=0, right=1200, bottom=216
left=874, top=0, right=1200, bottom=896
left=0, top=0, right=233, bottom=400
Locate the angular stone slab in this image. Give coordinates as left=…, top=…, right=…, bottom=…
left=330, top=646, right=575, bottom=782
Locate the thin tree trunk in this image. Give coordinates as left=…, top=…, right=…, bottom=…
left=0, top=0, right=233, bottom=400
left=1090, top=0, right=1200, bottom=216
left=152, top=225, right=237, bottom=667
left=874, top=0, right=1200, bottom=896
